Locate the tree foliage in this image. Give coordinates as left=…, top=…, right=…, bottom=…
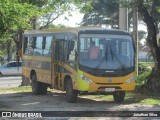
left=0, top=0, right=41, bottom=61
left=38, top=0, right=75, bottom=30
left=80, top=0, right=119, bottom=27
left=0, top=0, right=41, bottom=36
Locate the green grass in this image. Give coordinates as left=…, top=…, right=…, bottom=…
left=141, top=98, right=160, bottom=105
left=92, top=95, right=113, bottom=100
left=89, top=92, right=160, bottom=105
left=124, top=92, right=160, bottom=105
left=0, top=86, right=32, bottom=93
left=139, top=62, right=154, bottom=68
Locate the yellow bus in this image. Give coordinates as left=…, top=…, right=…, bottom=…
left=22, top=27, right=135, bottom=103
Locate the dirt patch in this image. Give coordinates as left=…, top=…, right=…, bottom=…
left=0, top=91, right=159, bottom=120
left=0, top=91, right=159, bottom=112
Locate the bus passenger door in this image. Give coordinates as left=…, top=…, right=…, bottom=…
left=52, top=40, right=64, bottom=89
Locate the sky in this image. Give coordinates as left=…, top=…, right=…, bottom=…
left=54, top=11, right=84, bottom=27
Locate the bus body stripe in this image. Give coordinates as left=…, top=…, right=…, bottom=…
left=22, top=59, right=76, bottom=74
left=23, top=59, right=51, bottom=70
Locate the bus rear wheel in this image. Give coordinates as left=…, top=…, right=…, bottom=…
left=31, top=74, right=47, bottom=95
left=65, top=79, right=78, bottom=103
left=113, top=91, right=125, bottom=103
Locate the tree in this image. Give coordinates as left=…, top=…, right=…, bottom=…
left=38, top=0, right=74, bottom=30
left=0, top=0, right=41, bottom=35
left=136, top=0, right=160, bottom=92
left=0, top=0, right=75, bottom=60
left=80, top=0, right=119, bottom=27
left=19, top=0, right=76, bottom=30
left=0, top=0, right=41, bottom=62
left=79, top=0, right=137, bottom=29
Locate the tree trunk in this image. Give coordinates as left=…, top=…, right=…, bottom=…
left=30, top=17, right=37, bottom=30
left=137, top=1, right=160, bottom=92
left=7, top=40, right=13, bottom=62
left=13, top=29, right=31, bottom=86
left=0, top=57, right=4, bottom=65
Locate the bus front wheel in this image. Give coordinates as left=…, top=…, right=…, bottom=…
left=31, top=74, right=47, bottom=95
left=65, top=80, right=78, bottom=103
left=113, top=91, right=125, bottom=103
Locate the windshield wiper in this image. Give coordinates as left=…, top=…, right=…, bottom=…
left=93, top=57, right=105, bottom=70
left=108, top=41, right=126, bottom=70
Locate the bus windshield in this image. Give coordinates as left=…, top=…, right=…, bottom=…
left=79, top=34, right=134, bottom=71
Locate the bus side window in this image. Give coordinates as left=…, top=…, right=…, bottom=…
left=25, top=36, right=34, bottom=55
left=68, top=40, right=75, bottom=51
left=33, top=36, right=43, bottom=56
left=67, top=40, right=75, bottom=60
left=64, top=41, right=68, bottom=61
left=67, top=35, right=77, bottom=68
left=43, top=36, right=52, bottom=57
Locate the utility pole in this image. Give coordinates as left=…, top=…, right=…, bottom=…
left=119, top=0, right=128, bottom=31
left=132, top=1, right=138, bottom=76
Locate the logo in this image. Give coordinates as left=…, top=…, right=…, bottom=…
left=108, top=78, right=112, bottom=83
left=2, top=112, right=11, bottom=117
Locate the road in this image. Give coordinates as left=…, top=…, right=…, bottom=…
left=0, top=76, right=22, bottom=88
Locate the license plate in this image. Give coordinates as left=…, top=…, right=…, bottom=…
left=105, top=88, right=115, bottom=92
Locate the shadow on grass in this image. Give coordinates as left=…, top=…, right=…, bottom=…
left=124, top=91, right=160, bottom=105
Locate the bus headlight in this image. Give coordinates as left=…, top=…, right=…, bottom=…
left=80, top=75, right=93, bottom=83
left=126, top=76, right=135, bottom=83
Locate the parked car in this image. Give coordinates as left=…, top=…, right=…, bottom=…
left=0, top=61, right=22, bottom=77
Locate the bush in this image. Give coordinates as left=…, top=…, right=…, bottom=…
left=136, top=64, right=152, bottom=91
left=138, top=63, right=148, bottom=74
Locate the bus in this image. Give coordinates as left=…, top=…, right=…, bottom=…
left=22, top=27, right=135, bottom=103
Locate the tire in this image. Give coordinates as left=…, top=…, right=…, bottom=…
left=31, top=74, right=47, bottom=95
left=113, top=91, right=125, bottom=103
left=41, top=83, right=47, bottom=94
left=0, top=73, right=2, bottom=77
left=65, top=79, right=78, bottom=103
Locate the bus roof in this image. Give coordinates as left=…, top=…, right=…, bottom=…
left=24, top=27, right=130, bottom=36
